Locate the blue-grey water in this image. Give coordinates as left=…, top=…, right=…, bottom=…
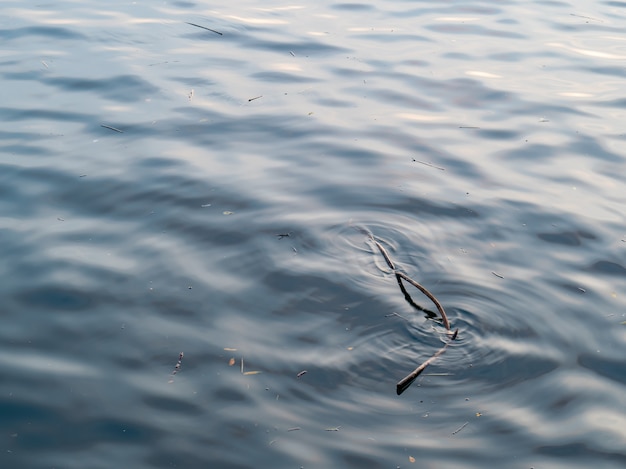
left=1, top=1, right=625, bottom=468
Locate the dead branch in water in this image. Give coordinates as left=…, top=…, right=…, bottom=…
left=371, top=237, right=449, bottom=330
left=369, top=235, right=457, bottom=394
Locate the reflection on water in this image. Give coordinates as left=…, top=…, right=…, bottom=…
left=1, top=0, right=625, bottom=468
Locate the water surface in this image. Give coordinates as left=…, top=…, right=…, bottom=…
left=1, top=1, right=625, bottom=468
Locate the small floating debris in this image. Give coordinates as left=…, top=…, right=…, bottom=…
left=287, top=427, right=300, bottom=432
left=412, top=159, right=445, bottom=171
left=491, top=271, right=504, bottom=279
left=570, top=13, right=603, bottom=22
left=100, top=124, right=124, bottom=133
left=296, top=370, right=307, bottom=378
left=385, top=312, right=408, bottom=321
left=185, top=22, right=223, bottom=35
left=248, top=95, right=263, bottom=102
left=168, top=352, right=184, bottom=383
left=452, top=422, right=469, bottom=435
left=238, top=356, right=260, bottom=375
left=324, top=426, right=341, bottom=431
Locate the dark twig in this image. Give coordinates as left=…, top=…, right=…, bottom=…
left=185, top=22, right=223, bottom=35
left=369, top=234, right=457, bottom=394
left=413, top=159, right=445, bottom=171
left=396, top=329, right=457, bottom=395
left=101, top=124, right=123, bottom=133
left=395, top=275, right=438, bottom=319
left=372, top=236, right=449, bottom=329
left=396, top=272, right=450, bottom=331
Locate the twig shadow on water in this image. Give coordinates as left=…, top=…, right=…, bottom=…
left=395, top=273, right=439, bottom=321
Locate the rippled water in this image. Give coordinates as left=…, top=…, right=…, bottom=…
left=2, top=1, right=625, bottom=468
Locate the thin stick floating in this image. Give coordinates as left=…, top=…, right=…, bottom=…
left=185, top=22, right=223, bottom=35
left=413, top=159, right=445, bottom=171
left=372, top=238, right=395, bottom=270
left=100, top=124, right=123, bottom=133
left=452, top=421, right=469, bottom=435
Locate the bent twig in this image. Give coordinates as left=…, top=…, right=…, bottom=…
left=372, top=237, right=450, bottom=330
left=395, top=272, right=450, bottom=331
left=369, top=235, right=457, bottom=394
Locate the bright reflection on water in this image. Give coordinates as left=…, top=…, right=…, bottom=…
left=1, top=1, right=625, bottom=468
